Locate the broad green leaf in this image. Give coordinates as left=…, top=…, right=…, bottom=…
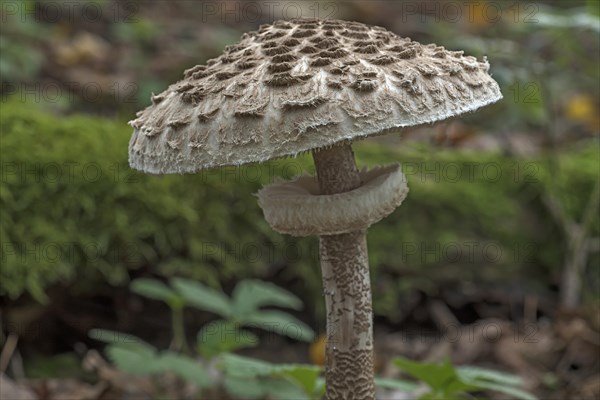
left=257, top=377, right=308, bottom=400
left=221, top=354, right=319, bottom=377
left=223, top=375, right=307, bottom=400
left=220, top=353, right=275, bottom=378
left=131, top=278, right=181, bottom=305
left=241, top=310, right=315, bottom=342
left=171, top=278, right=232, bottom=318
left=88, top=329, right=147, bottom=346
left=105, top=343, right=158, bottom=375
left=394, top=358, right=536, bottom=400
left=457, top=366, right=523, bottom=386
left=90, top=329, right=158, bottom=375
left=276, top=365, right=322, bottom=397
left=223, top=375, right=264, bottom=399
left=232, top=279, right=303, bottom=316
left=156, top=351, right=212, bottom=388
left=375, top=377, right=418, bottom=392
left=220, top=354, right=319, bottom=398
left=393, top=357, right=475, bottom=395
left=197, top=320, right=258, bottom=358
left=467, top=381, right=537, bottom=400
left=458, top=366, right=536, bottom=400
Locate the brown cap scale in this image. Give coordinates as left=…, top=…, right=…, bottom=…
left=128, top=18, right=502, bottom=400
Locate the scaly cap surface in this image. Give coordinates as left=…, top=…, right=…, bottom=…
left=129, top=18, right=502, bottom=174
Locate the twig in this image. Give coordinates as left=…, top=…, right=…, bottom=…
left=0, top=334, right=18, bottom=373
left=553, top=179, right=600, bottom=308
left=541, top=194, right=575, bottom=237
left=428, top=300, right=459, bottom=330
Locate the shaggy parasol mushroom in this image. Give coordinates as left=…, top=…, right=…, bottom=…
left=129, top=18, right=501, bottom=400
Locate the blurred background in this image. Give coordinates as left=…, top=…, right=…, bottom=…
left=1, top=0, right=599, bottom=399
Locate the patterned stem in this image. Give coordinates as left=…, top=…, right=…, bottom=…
left=313, top=145, right=375, bottom=400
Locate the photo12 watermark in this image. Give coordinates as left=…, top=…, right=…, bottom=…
left=395, top=321, right=540, bottom=344
left=1, top=162, right=141, bottom=184
left=1, top=241, right=143, bottom=266
left=1, top=1, right=139, bottom=24
left=1, top=82, right=139, bottom=105
left=396, top=1, right=540, bottom=24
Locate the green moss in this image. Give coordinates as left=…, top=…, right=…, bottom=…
left=1, top=99, right=598, bottom=319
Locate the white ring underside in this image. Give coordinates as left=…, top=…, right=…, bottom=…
left=257, top=163, right=409, bottom=236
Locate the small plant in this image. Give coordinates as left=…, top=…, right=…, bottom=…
left=130, top=277, right=315, bottom=355
left=90, top=278, right=315, bottom=398
left=217, top=355, right=538, bottom=400
left=391, top=357, right=537, bottom=400
left=88, top=329, right=211, bottom=389
left=220, top=353, right=325, bottom=400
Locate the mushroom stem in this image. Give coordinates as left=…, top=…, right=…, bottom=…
left=312, top=144, right=375, bottom=400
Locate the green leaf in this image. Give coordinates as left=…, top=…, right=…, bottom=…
left=220, top=353, right=275, bottom=378
left=393, top=357, right=475, bottom=396
left=240, top=310, right=315, bottom=342
left=131, top=278, right=181, bottom=305
left=105, top=343, right=158, bottom=375
left=95, top=330, right=212, bottom=389
left=197, top=320, right=258, bottom=359
left=394, top=358, right=537, bottom=400
left=276, top=365, right=322, bottom=397
left=457, top=366, right=523, bottom=386
left=220, top=354, right=319, bottom=378
left=89, top=329, right=159, bottom=375
left=156, top=351, right=212, bottom=388
left=88, top=329, right=147, bottom=346
left=171, top=278, right=232, bottom=318
left=223, top=374, right=307, bottom=400
left=458, top=366, right=536, bottom=400
left=219, top=354, right=320, bottom=398
left=231, top=279, right=303, bottom=316
left=469, top=381, right=537, bottom=400
left=375, top=377, right=418, bottom=392
left=223, top=375, right=265, bottom=399
left=257, top=377, right=308, bottom=400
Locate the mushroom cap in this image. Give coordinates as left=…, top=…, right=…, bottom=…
left=129, top=18, right=502, bottom=174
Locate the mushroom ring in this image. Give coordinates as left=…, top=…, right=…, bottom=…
left=258, top=164, right=408, bottom=236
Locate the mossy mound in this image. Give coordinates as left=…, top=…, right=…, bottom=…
left=1, top=99, right=598, bottom=318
